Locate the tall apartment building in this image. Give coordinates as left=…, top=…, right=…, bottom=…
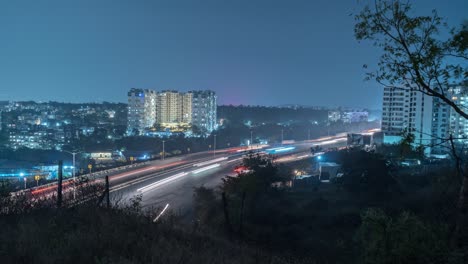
left=382, top=85, right=468, bottom=154
left=191, top=90, right=217, bottom=133
left=182, top=92, right=193, bottom=124
left=381, top=86, right=433, bottom=153
left=431, top=96, right=451, bottom=151
left=127, top=88, right=157, bottom=135
left=127, top=88, right=217, bottom=134
left=155, top=91, right=194, bottom=126
left=449, top=87, right=468, bottom=145
left=156, top=91, right=183, bottom=125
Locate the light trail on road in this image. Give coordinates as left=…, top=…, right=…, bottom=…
left=153, top=204, right=170, bottom=222
left=193, top=157, right=227, bottom=167
left=137, top=172, right=188, bottom=193
left=192, top=163, right=221, bottom=174
left=109, top=161, right=186, bottom=182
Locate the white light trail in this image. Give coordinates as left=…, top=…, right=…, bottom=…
left=153, top=203, right=170, bottom=222
left=193, top=157, right=227, bottom=167
left=227, top=158, right=243, bottom=163
left=137, top=172, right=188, bottom=193
left=191, top=163, right=220, bottom=174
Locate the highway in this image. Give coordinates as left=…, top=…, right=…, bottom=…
left=107, top=135, right=349, bottom=218
left=110, top=157, right=239, bottom=218
left=20, top=132, right=354, bottom=217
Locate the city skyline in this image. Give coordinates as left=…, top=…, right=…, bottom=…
left=1, top=0, right=466, bottom=109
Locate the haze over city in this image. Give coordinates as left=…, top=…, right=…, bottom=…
left=1, top=1, right=468, bottom=263
left=1, top=0, right=465, bottom=109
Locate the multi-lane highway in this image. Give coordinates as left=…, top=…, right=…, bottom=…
left=107, top=134, right=350, bottom=218
left=20, top=132, right=355, bottom=217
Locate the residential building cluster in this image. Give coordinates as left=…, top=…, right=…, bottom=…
left=327, top=110, right=369, bottom=123
left=0, top=102, right=126, bottom=150
left=127, top=88, right=217, bottom=135
left=381, top=85, right=468, bottom=154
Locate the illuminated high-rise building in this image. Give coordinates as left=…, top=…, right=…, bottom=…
left=190, top=90, right=217, bottom=133
left=155, top=91, right=193, bottom=127
left=156, top=91, right=183, bottom=125
left=381, top=86, right=433, bottom=153
left=449, top=86, right=468, bottom=146
left=382, top=84, right=468, bottom=154
left=127, top=88, right=157, bottom=135
left=127, top=88, right=217, bottom=134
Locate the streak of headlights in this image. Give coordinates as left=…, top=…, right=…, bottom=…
left=192, top=163, right=221, bottom=174
left=193, top=157, right=227, bottom=167
left=137, top=172, right=188, bottom=193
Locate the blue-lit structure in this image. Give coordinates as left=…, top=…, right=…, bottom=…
left=264, top=146, right=296, bottom=154
left=0, top=165, right=73, bottom=179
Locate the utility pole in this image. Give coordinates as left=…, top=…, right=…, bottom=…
left=105, top=175, right=110, bottom=208
left=63, top=150, right=81, bottom=200
left=250, top=130, right=253, bottom=149
left=213, top=135, right=216, bottom=157
left=71, top=152, right=76, bottom=199
left=308, top=129, right=310, bottom=141
left=162, top=140, right=165, bottom=160
left=57, top=160, right=63, bottom=208
left=281, top=128, right=284, bottom=145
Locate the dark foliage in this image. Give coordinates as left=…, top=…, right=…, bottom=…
left=193, top=150, right=463, bottom=263
left=0, top=206, right=293, bottom=264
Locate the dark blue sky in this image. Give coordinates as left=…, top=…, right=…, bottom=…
left=0, top=0, right=466, bottom=109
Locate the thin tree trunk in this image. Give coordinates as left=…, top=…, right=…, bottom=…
left=105, top=175, right=110, bottom=208
left=222, top=192, right=233, bottom=237
left=239, top=191, right=246, bottom=238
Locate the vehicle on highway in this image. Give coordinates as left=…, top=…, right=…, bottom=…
left=234, top=165, right=251, bottom=174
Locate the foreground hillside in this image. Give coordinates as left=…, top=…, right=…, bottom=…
left=0, top=205, right=293, bottom=264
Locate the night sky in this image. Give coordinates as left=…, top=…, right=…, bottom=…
left=0, top=0, right=466, bottom=109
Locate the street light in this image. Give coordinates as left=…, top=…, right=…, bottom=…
left=281, top=128, right=284, bottom=145
left=35, top=175, right=40, bottom=187
left=213, top=135, right=217, bottom=157
left=162, top=140, right=165, bottom=160
left=250, top=130, right=253, bottom=149
left=63, top=150, right=82, bottom=200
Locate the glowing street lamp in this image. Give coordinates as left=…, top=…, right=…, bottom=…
left=35, top=175, right=40, bottom=186
left=63, top=150, right=82, bottom=200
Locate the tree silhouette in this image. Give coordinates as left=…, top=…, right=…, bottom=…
left=355, top=0, right=468, bottom=249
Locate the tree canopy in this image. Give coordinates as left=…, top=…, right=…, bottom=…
left=355, top=0, right=467, bottom=118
